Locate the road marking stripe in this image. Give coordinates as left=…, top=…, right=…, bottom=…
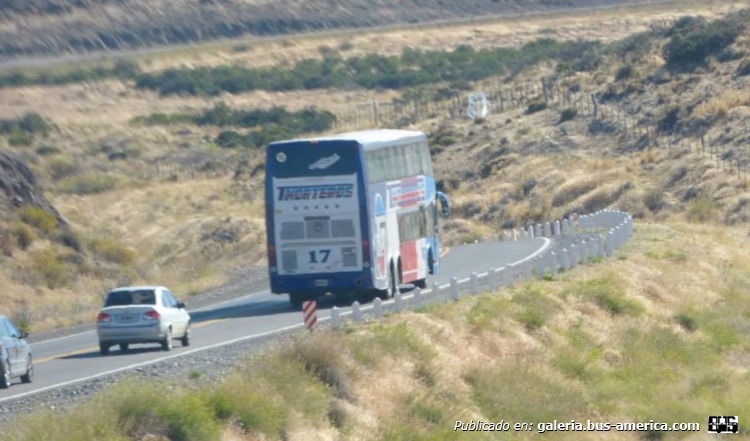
left=34, top=320, right=228, bottom=365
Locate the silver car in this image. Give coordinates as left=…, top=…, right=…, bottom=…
left=96, top=286, right=191, bottom=355
left=0, top=314, right=33, bottom=388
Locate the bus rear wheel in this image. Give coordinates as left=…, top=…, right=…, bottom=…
left=289, top=292, right=306, bottom=308
left=377, top=264, right=395, bottom=300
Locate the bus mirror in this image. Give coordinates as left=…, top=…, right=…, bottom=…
left=437, top=192, right=450, bottom=219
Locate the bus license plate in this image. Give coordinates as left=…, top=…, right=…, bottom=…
left=314, top=279, right=329, bottom=287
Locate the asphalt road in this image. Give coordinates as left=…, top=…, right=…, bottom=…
left=0, top=237, right=549, bottom=404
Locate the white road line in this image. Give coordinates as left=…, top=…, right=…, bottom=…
left=5, top=238, right=554, bottom=403
left=0, top=322, right=305, bottom=404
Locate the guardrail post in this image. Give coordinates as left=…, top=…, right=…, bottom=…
left=554, top=220, right=561, bottom=236
left=394, top=291, right=403, bottom=312
left=492, top=233, right=498, bottom=242
left=535, top=257, right=545, bottom=279
left=432, top=281, right=440, bottom=297
left=373, top=297, right=383, bottom=319
left=528, top=225, right=534, bottom=239
left=331, top=306, right=341, bottom=330
left=413, top=287, right=422, bottom=309
left=506, top=264, right=515, bottom=287
left=549, top=251, right=560, bottom=275
left=535, top=223, right=542, bottom=238
left=544, top=222, right=551, bottom=237
left=561, top=218, right=569, bottom=234
left=450, top=277, right=459, bottom=300
left=513, top=229, right=519, bottom=240
left=560, top=248, right=570, bottom=270
left=352, top=301, right=362, bottom=323
left=470, top=272, right=479, bottom=295
left=502, top=231, right=509, bottom=242
left=569, top=244, right=578, bottom=268
left=606, top=231, right=615, bottom=256
left=489, top=268, right=498, bottom=291
left=581, top=240, right=589, bottom=263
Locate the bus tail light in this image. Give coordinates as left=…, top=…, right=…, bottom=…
left=362, top=240, right=370, bottom=267
left=268, top=245, right=277, bottom=273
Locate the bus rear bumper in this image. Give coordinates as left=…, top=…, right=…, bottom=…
left=270, top=271, right=371, bottom=295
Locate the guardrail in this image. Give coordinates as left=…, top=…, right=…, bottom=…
left=328, top=209, right=633, bottom=329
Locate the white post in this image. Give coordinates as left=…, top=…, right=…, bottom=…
left=450, top=277, right=459, bottom=300
left=506, top=264, right=515, bottom=287
left=544, top=222, right=551, bottom=237
left=432, top=281, right=440, bottom=297
left=569, top=245, right=578, bottom=268
left=394, top=291, right=403, bottom=312
left=535, top=257, right=544, bottom=280
left=549, top=251, right=558, bottom=274
left=413, top=287, right=422, bottom=309
left=554, top=220, right=561, bottom=236
left=373, top=297, right=383, bottom=319
left=502, top=231, right=509, bottom=242
left=331, top=306, right=341, bottom=330
left=470, top=272, right=479, bottom=295
left=352, top=301, right=362, bottom=323
left=606, top=231, right=615, bottom=256
left=489, top=268, right=498, bottom=291
left=581, top=240, right=588, bottom=264
left=560, top=248, right=569, bottom=270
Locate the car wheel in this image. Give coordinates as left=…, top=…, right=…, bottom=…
left=119, top=343, right=129, bottom=352
left=99, top=343, right=110, bottom=356
left=0, top=359, right=10, bottom=389
left=20, top=356, right=33, bottom=384
left=161, top=327, right=173, bottom=351
left=180, top=327, right=191, bottom=347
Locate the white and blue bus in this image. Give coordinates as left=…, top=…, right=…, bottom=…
left=265, top=129, right=450, bottom=307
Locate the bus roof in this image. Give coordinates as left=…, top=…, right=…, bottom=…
left=267, top=129, right=426, bottom=151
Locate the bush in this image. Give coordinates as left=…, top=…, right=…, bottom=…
left=19, top=206, right=58, bottom=234
left=8, top=131, right=34, bottom=146
left=55, top=228, right=83, bottom=252
left=36, top=145, right=60, bottom=156
left=7, top=222, right=36, bottom=250
left=59, top=174, right=118, bottom=195
left=90, top=238, right=135, bottom=265
left=615, top=64, right=633, bottom=81
left=47, top=157, right=78, bottom=180
left=664, top=15, right=745, bottom=68
left=737, top=57, right=750, bottom=76
left=32, top=249, right=68, bottom=289
left=558, top=108, right=577, bottom=123
left=526, top=101, right=548, bottom=114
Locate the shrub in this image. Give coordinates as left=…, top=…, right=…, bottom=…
left=526, top=101, right=548, bottom=114
left=615, top=64, right=634, bottom=81
left=657, top=107, right=681, bottom=133
left=577, top=276, right=644, bottom=316
left=642, top=187, right=664, bottom=212
left=19, top=206, right=58, bottom=234
left=36, top=145, right=60, bottom=156
left=32, top=249, right=68, bottom=289
left=737, top=57, right=750, bottom=76
left=90, top=238, right=135, bottom=265
left=664, top=15, right=745, bottom=68
left=7, top=222, right=36, bottom=249
left=47, top=157, right=78, bottom=180
left=686, top=196, right=714, bottom=222
left=59, top=174, right=118, bottom=195
left=8, top=131, right=33, bottom=146
left=558, top=108, right=577, bottom=123
left=55, top=228, right=83, bottom=252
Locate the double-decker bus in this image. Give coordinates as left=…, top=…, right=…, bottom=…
left=265, top=129, right=450, bottom=307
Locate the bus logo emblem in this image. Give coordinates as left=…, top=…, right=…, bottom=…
left=309, top=154, right=340, bottom=170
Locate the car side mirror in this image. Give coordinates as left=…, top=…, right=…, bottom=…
left=176, top=301, right=186, bottom=309
left=436, top=192, right=450, bottom=219
left=18, top=330, right=28, bottom=339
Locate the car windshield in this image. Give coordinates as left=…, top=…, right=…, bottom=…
left=104, top=289, right=156, bottom=307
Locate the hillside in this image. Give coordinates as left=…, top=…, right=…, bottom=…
left=0, top=0, right=746, bottom=333
left=0, top=0, right=663, bottom=63
left=1, top=1, right=750, bottom=439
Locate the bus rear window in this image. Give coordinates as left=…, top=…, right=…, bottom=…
left=269, top=141, right=359, bottom=178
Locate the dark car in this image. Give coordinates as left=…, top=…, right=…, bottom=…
left=0, top=314, right=33, bottom=388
